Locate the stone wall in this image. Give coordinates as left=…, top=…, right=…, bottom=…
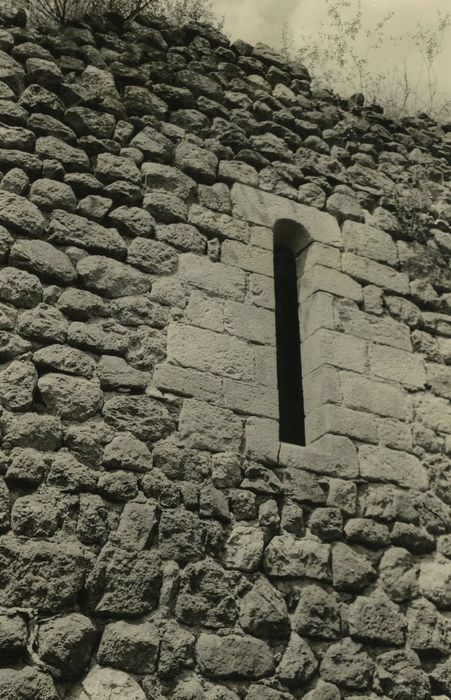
left=0, top=5, right=451, bottom=699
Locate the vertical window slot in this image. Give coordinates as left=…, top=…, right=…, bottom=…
left=273, top=242, right=305, bottom=446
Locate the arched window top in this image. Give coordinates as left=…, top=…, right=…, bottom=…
left=273, top=218, right=311, bottom=256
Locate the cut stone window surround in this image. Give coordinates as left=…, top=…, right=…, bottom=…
left=231, top=183, right=347, bottom=472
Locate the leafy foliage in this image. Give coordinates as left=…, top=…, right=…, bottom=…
left=281, top=0, right=451, bottom=120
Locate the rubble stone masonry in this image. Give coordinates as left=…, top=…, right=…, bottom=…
left=0, top=5, right=450, bottom=699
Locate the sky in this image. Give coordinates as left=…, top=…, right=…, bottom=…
left=210, top=0, right=451, bottom=115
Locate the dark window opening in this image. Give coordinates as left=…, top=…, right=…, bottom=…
left=274, top=242, right=305, bottom=446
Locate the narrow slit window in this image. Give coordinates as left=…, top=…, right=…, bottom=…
left=273, top=242, right=305, bottom=446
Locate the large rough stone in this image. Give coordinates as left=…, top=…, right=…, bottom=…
left=37, top=613, right=97, bottom=678
left=196, top=633, right=274, bottom=679
left=85, top=544, right=161, bottom=616
left=103, top=395, right=174, bottom=442
left=159, top=507, right=204, bottom=564
left=128, top=236, right=178, bottom=275
left=48, top=210, right=126, bottom=259
left=35, top=136, right=90, bottom=171
left=33, top=344, right=96, bottom=378
left=77, top=255, right=150, bottom=298
left=97, top=621, right=159, bottom=674
left=0, top=536, right=87, bottom=612
left=97, top=354, right=150, bottom=390
left=224, top=524, right=264, bottom=572
left=264, top=534, right=331, bottom=580
left=65, top=107, right=116, bottom=138
left=331, top=542, right=375, bottom=591
left=0, top=612, right=27, bottom=653
left=68, top=666, right=146, bottom=700
left=17, top=303, right=68, bottom=343
left=11, top=491, right=62, bottom=538
left=419, top=559, right=451, bottom=608
left=320, top=638, right=374, bottom=690
left=377, top=649, right=431, bottom=700
left=10, top=238, right=76, bottom=285
left=294, top=584, right=341, bottom=640
left=0, top=667, right=58, bottom=700
left=2, top=412, right=62, bottom=451
left=176, top=559, right=237, bottom=629
left=130, top=126, right=174, bottom=162
left=0, top=190, right=45, bottom=236
left=175, top=140, right=218, bottom=183
left=0, top=266, right=42, bottom=308
left=406, top=598, right=449, bottom=655
left=103, top=432, right=152, bottom=472
left=0, top=360, right=37, bottom=411
left=239, top=577, right=289, bottom=638
left=348, top=591, right=405, bottom=645
left=38, top=374, right=103, bottom=421
left=277, top=632, right=317, bottom=686
left=67, top=320, right=130, bottom=356
left=95, top=153, right=142, bottom=185
left=29, top=178, right=77, bottom=211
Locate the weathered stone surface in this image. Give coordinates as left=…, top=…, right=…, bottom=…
left=0, top=360, right=37, bottom=411
left=128, top=236, right=178, bottom=275
left=65, top=107, right=116, bottom=139
left=0, top=190, right=45, bottom=236
left=38, top=373, right=103, bottom=421
left=10, top=239, right=76, bottom=285
left=97, top=355, right=150, bottom=391
left=108, top=205, right=155, bottom=238
left=348, top=591, right=405, bottom=645
left=320, top=638, right=374, bottom=689
left=130, top=126, right=174, bottom=162
left=419, top=560, right=451, bottom=608
left=18, top=304, right=68, bottom=343
left=159, top=508, right=204, bottom=564
left=196, top=633, right=274, bottom=679
left=377, top=649, right=431, bottom=700
left=240, top=577, right=289, bottom=638
left=48, top=210, right=126, bottom=259
left=77, top=255, right=150, bottom=298
left=85, top=544, right=161, bottom=616
left=406, top=598, right=449, bottom=654
left=33, top=344, right=96, bottom=378
left=277, top=633, right=317, bottom=686
left=29, top=178, right=77, bottom=211
left=0, top=536, right=87, bottom=612
left=264, top=535, right=331, bottom=580
left=294, top=584, right=341, bottom=640
left=36, top=136, right=89, bottom=171
left=97, top=621, right=159, bottom=674
left=179, top=399, right=243, bottom=452
left=68, top=666, right=146, bottom=700
left=0, top=266, right=42, bottom=308
left=0, top=667, right=58, bottom=700
left=103, top=396, right=174, bottom=442
left=176, top=559, right=237, bottom=629
left=224, top=524, right=264, bottom=572
left=37, top=613, right=97, bottom=678
left=0, top=612, right=27, bottom=652
left=332, top=543, right=375, bottom=591
left=103, top=432, right=152, bottom=472
left=358, top=445, right=429, bottom=491
left=95, top=153, right=141, bottom=185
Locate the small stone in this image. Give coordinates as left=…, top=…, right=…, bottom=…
left=48, top=210, right=126, bottom=259
left=108, top=205, right=155, bottom=238
left=77, top=195, right=113, bottom=221
left=38, top=373, right=103, bottom=421
left=143, top=191, right=187, bottom=223
left=97, top=621, right=159, bottom=674
left=348, top=591, right=405, bottom=645
left=130, top=126, right=174, bottom=162
left=35, top=136, right=89, bottom=171
left=264, top=535, right=331, bottom=580
left=37, top=613, right=97, bottom=679
left=0, top=168, right=29, bottom=196
left=65, top=107, right=116, bottom=139
left=175, top=559, right=237, bottom=629
left=326, top=192, right=364, bottom=223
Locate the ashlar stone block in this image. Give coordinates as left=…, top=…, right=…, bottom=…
left=179, top=399, right=243, bottom=452
left=342, top=219, right=398, bottom=265
left=342, top=252, right=409, bottom=294
left=358, top=445, right=429, bottom=491
left=302, top=328, right=367, bottom=376
left=179, top=253, right=246, bottom=301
